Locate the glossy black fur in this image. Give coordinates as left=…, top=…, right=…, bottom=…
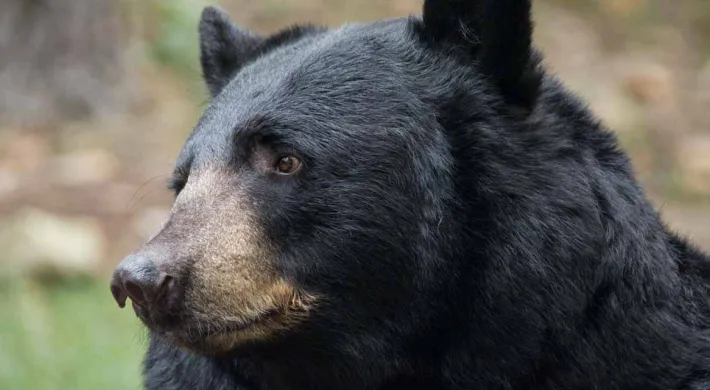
left=144, top=1, right=710, bottom=389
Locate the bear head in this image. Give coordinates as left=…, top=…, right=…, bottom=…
left=111, top=0, right=544, bottom=358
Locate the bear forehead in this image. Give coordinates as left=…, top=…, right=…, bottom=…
left=229, top=18, right=413, bottom=92
left=182, top=18, right=438, bottom=167
left=199, top=18, right=419, bottom=125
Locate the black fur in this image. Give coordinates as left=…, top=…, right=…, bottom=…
left=145, top=2, right=710, bottom=389
left=418, top=0, right=541, bottom=108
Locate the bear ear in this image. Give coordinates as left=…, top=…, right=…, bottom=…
left=420, top=0, right=541, bottom=109
left=199, top=6, right=263, bottom=98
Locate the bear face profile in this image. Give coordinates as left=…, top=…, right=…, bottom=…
left=110, top=1, right=710, bottom=389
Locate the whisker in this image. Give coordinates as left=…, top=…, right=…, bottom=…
left=125, top=175, right=168, bottom=213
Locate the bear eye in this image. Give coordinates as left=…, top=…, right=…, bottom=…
left=275, top=155, right=302, bottom=175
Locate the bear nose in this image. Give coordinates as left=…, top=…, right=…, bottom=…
left=110, top=255, right=172, bottom=308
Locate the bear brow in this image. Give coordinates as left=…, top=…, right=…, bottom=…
left=232, top=116, right=285, bottom=147
left=167, top=167, right=189, bottom=194
left=168, top=154, right=194, bottom=194
left=230, top=116, right=306, bottom=164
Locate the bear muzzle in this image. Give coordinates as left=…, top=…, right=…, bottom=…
left=109, top=167, right=320, bottom=353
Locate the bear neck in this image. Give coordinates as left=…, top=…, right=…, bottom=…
left=431, top=76, right=710, bottom=389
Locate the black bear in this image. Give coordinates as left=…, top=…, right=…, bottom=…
left=109, top=0, right=710, bottom=389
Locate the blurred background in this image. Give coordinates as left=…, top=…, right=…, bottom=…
left=0, top=0, right=708, bottom=388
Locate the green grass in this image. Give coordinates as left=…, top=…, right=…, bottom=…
left=0, top=273, right=146, bottom=390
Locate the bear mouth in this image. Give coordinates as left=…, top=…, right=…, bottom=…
left=131, top=299, right=284, bottom=352
left=126, top=286, right=316, bottom=354
left=163, top=311, right=285, bottom=355
left=184, top=310, right=281, bottom=339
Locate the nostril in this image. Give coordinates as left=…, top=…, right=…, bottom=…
left=110, top=254, right=171, bottom=309
left=124, top=279, right=148, bottom=306
left=110, top=282, right=128, bottom=308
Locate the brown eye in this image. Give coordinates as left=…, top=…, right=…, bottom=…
left=275, top=155, right=301, bottom=175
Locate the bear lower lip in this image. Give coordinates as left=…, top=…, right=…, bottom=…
left=131, top=304, right=285, bottom=344
left=197, top=316, right=267, bottom=337
left=165, top=322, right=258, bottom=354
left=178, top=310, right=281, bottom=342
